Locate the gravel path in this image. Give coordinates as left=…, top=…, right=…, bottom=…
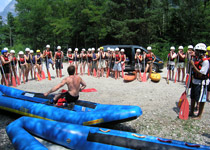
left=0, top=63, right=210, bottom=149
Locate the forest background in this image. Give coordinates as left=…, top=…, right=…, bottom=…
left=0, top=0, right=210, bottom=60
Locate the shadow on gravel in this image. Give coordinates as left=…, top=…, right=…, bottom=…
left=172, top=102, right=180, bottom=115
left=202, top=133, right=210, bottom=145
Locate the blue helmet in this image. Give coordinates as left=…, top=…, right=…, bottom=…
left=1, top=50, right=7, bottom=55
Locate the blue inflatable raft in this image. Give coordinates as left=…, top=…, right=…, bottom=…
left=7, top=116, right=210, bottom=150
left=0, top=85, right=142, bottom=125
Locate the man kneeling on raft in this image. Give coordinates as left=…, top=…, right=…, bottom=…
left=44, top=65, right=86, bottom=106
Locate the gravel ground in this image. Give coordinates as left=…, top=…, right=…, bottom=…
left=0, top=63, right=210, bottom=149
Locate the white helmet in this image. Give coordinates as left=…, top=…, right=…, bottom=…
left=57, top=46, right=61, bottom=49
left=107, top=47, right=111, bottom=51
left=178, top=46, right=184, bottom=50
left=10, top=50, right=15, bottom=53
left=92, top=48, right=95, bottom=51
left=188, top=45, right=193, bottom=49
left=88, top=48, right=91, bottom=51
left=4, top=47, right=8, bottom=51
left=82, top=48, right=85, bottom=51
left=30, top=50, right=34, bottom=53
left=136, top=49, right=141, bottom=52
left=170, top=46, right=175, bottom=50
left=121, top=49, right=125, bottom=52
left=115, top=47, right=119, bottom=51
left=194, top=43, right=207, bottom=51
left=75, top=48, right=78, bottom=51
left=19, top=51, right=24, bottom=55
left=97, top=48, right=100, bottom=51
left=25, top=48, right=30, bottom=52
left=147, top=46, right=152, bottom=51
left=46, top=45, right=50, bottom=48
left=68, top=48, right=72, bottom=51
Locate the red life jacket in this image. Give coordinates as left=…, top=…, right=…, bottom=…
left=194, top=58, right=209, bottom=80
left=56, top=52, right=62, bottom=59
left=115, top=54, right=120, bottom=61
left=121, top=54, right=125, bottom=61
left=46, top=51, right=51, bottom=59
left=19, top=57, right=25, bottom=64
left=168, top=52, right=175, bottom=61
left=2, top=55, right=9, bottom=65
left=68, top=54, right=72, bottom=58
left=178, top=52, right=185, bottom=62
left=146, top=53, right=153, bottom=61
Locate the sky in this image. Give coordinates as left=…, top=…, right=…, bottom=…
left=0, top=0, right=12, bottom=12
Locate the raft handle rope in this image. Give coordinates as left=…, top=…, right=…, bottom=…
left=157, top=138, right=172, bottom=143
left=99, top=128, right=110, bottom=133
left=132, top=134, right=146, bottom=138
left=185, top=143, right=200, bottom=148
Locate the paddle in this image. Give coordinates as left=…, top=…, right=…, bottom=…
left=87, top=56, right=90, bottom=76
left=174, top=55, right=179, bottom=83
left=106, top=53, right=112, bottom=78
left=46, top=55, right=51, bottom=80
left=14, top=59, right=21, bottom=85
left=10, top=63, right=16, bottom=87
left=142, top=54, right=147, bottom=82
left=40, top=56, right=46, bottom=79
left=81, top=88, right=97, bottom=92
left=137, top=55, right=143, bottom=81
left=185, top=55, right=191, bottom=86
left=0, top=59, right=9, bottom=86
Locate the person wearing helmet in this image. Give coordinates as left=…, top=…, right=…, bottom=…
left=113, top=48, right=121, bottom=79
left=91, top=48, right=98, bottom=77
left=97, top=47, right=106, bottom=77
left=0, top=49, right=11, bottom=85
left=120, top=49, right=126, bottom=78
left=186, top=45, right=195, bottom=74
left=80, top=49, right=86, bottom=75
left=87, top=48, right=92, bottom=75
left=10, top=50, right=18, bottom=82
left=54, top=46, right=64, bottom=77
left=105, top=47, right=112, bottom=77
left=189, top=43, right=209, bottom=119
left=67, top=48, right=73, bottom=65
left=135, top=49, right=143, bottom=81
left=35, top=50, right=44, bottom=78
left=43, top=45, right=55, bottom=71
left=25, top=48, right=33, bottom=81
left=73, top=48, right=80, bottom=75
left=177, top=46, right=186, bottom=82
left=18, top=51, right=27, bottom=83
left=144, top=46, right=156, bottom=80
left=167, top=46, right=177, bottom=81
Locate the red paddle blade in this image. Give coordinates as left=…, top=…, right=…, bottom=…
left=142, top=72, right=147, bottom=82
left=36, top=72, right=42, bottom=81
left=47, top=71, right=51, bottom=80
left=178, top=91, right=186, bottom=108
left=185, top=74, right=189, bottom=86
left=106, top=68, right=110, bottom=78
left=122, top=70, right=124, bottom=78
left=179, top=97, right=189, bottom=120
left=174, top=72, right=177, bottom=83
left=16, top=75, right=21, bottom=85
left=5, top=79, right=8, bottom=86
left=41, top=71, right=46, bottom=79
left=12, top=76, right=16, bottom=87
left=93, top=69, right=97, bottom=77
left=88, top=68, right=90, bottom=76
left=81, top=88, right=97, bottom=92
left=59, top=70, right=62, bottom=78
left=139, top=71, right=143, bottom=79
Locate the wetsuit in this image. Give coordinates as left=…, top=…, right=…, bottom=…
left=55, top=52, right=62, bottom=69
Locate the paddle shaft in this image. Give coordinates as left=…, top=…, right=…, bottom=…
left=0, top=59, right=8, bottom=86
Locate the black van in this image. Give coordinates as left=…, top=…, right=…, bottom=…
left=102, top=45, right=164, bottom=72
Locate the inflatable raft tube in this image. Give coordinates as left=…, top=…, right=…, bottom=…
left=0, top=85, right=142, bottom=125
left=124, top=72, right=137, bottom=82
left=7, top=117, right=210, bottom=150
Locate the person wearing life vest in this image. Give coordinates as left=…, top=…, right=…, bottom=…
left=10, top=50, right=18, bottom=81
left=67, top=48, right=73, bottom=65
left=206, top=46, right=210, bottom=102
left=54, top=46, right=64, bottom=77
left=120, top=49, right=126, bottom=78
left=105, top=47, right=111, bottom=75
left=25, top=48, right=32, bottom=81
left=18, top=51, right=27, bottom=83
left=35, top=50, right=43, bottom=78
left=135, top=49, right=143, bottom=81
left=189, top=43, right=209, bottom=119
left=43, top=45, right=55, bottom=70
left=113, top=48, right=121, bottom=79
left=87, top=48, right=92, bottom=75
left=73, top=48, right=80, bottom=75
left=97, top=47, right=106, bottom=77
left=177, top=46, right=186, bottom=82
left=144, top=46, right=156, bottom=80
left=186, top=45, right=194, bottom=74
left=80, top=48, right=86, bottom=75
left=167, top=46, right=177, bottom=80
left=0, top=49, right=11, bottom=85
left=91, top=48, right=98, bottom=77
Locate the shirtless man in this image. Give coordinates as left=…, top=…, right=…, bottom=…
left=44, top=65, right=86, bottom=104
